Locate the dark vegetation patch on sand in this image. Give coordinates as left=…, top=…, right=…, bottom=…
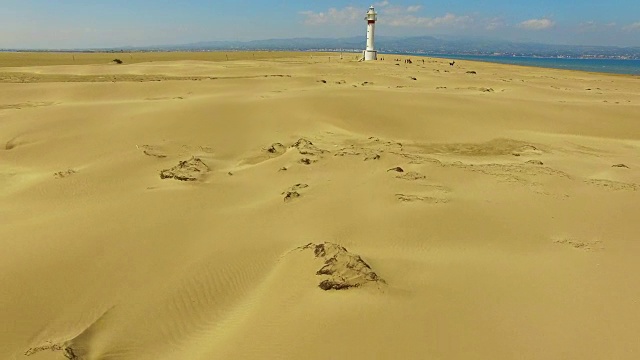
left=282, top=183, right=309, bottom=202
left=297, top=242, right=385, bottom=290
left=160, top=157, right=210, bottom=181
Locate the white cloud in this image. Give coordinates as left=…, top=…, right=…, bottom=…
left=381, top=4, right=423, bottom=16
left=518, top=18, right=555, bottom=30
left=300, top=3, right=448, bottom=28
left=578, top=21, right=618, bottom=33
left=485, top=17, right=506, bottom=31
left=623, top=22, right=640, bottom=31
left=578, top=21, right=598, bottom=32
left=300, top=3, right=474, bottom=31
left=386, top=13, right=472, bottom=28
left=300, top=7, right=361, bottom=25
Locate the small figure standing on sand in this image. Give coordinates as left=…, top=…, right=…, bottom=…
left=450, top=61, right=455, bottom=66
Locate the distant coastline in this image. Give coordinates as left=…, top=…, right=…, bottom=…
left=402, top=53, right=640, bottom=75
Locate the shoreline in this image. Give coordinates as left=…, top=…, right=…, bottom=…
left=403, top=53, right=640, bottom=76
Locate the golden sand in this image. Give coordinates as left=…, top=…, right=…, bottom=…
left=1, top=52, right=639, bottom=359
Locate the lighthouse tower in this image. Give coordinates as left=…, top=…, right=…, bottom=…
left=363, top=6, right=378, bottom=61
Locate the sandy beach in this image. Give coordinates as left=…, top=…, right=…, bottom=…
left=1, top=51, right=639, bottom=359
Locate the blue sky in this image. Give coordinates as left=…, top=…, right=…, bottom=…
left=1, top=0, right=639, bottom=49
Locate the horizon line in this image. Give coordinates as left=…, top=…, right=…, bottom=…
left=2, top=35, right=640, bottom=52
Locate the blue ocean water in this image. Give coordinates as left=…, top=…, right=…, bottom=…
left=420, top=54, right=640, bottom=75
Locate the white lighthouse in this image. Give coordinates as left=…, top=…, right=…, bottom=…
left=363, top=6, right=378, bottom=61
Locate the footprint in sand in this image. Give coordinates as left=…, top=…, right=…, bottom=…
left=282, top=183, right=309, bottom=202
left=160, top=157, right=210, bottom=181
left=24, top=341, right=78, bottom=359
left=240, top=142, right=288, bottom=165
left=395, top=154, right=442, bottom=166
left=298, top=158, right=317, bottom=165
left=395, top=192, right=450, bottom=204
left=4, top=136, right=26, bottom=151
left=396, top=171, right=427, bottom=181
left=138, top=145, right=168, bottom=158
left=445, top=161, right=571, bottom=185
left=364, top=153, right=381, bottom=161
left=54, top=169, right=77, bottom=179
left=0, top=101, right=55, bottom=110
left=245, top=138, right=328, bottom=166
left=455, top=86, right=494, bottom=92
left=144, top=96, right=185, bottom=101
left=391, top=165, right=451, bottom=203
left=266, top=142, right=287, bottom=156
left=511, top=144, right=543, bottom=157
left=526, top=160, right=544, bottom=165
left=552, top=236, right=603, bottom=252
left=388, top=166, right=432, bottom=182
left=333, top=135, right=404, bottom=162
left=584, top=179, right=639, bottom=191
left=178, top=144, right=214, bottom=155
left=391, top=165, right=450, bottom=203
left=410, top=138, right=543, bottom=157
left=138, top=143, right=213, bottom=159
left=334, top=147, right=362, bottom=157
left=612, top=163, right=629, bottom=169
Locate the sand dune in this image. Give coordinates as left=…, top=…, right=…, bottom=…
left=1, top=52, right=639, bottom=359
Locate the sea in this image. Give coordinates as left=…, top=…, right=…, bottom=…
left=412, top=54, right=640, bottom=76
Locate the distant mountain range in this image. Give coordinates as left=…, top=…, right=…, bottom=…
left=7, top=36, right=640, bottom=59
left=139, top=36, right=640, bottom=59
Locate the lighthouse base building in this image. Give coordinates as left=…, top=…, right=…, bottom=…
left=363, top=49, right=377, bottom=61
